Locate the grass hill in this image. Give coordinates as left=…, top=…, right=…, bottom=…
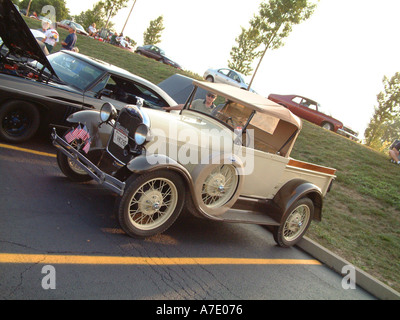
left=25, top=18, right=400, bottom=292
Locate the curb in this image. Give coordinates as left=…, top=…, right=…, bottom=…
left=296, top=237, right=400, bottom=300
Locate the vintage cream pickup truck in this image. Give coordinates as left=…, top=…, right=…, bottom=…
left=53, top=80, right=336, bottom=247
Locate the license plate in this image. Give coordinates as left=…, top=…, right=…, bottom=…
left=113, top=126, right=129, bottom=149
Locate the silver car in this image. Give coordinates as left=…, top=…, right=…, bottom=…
left=203, top=68, right=251, bottom=90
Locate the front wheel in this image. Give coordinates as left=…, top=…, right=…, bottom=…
left=205, top=76, right=214, bottom=82
left=272, top=198, right=314, bottom=248
left=118, top=170, right=185, bottom=238
left=56, top=130, right=92, bottom=182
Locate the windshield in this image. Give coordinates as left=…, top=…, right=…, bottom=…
left=46, top=52, right=103, bottom=89
left=187, top=98, right=254, bottom=130
left=211, top=101, right=253, bottom=130
left=72, top=22, right=85, bottom=32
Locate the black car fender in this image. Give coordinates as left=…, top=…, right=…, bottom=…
left=126, top=153, right=195, bottom=192
left=271, top=179, right=323, bottom=222
left=66, top=110, right=112, bottom=149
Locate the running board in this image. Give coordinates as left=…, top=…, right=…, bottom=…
left=219, top=208, right=280, bottom=226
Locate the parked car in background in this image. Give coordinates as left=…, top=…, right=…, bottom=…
left=135, top=45, right=182, bottom=69
left=338, top=125, right=359, bottom=142
left=58, top=20, right=88, bottom=36
left=203, top=68, right=253, bottom=91
left=0, top=0, right=177, bottom=143
left=30, top=29, right=45, bottom=41
left=268, top=94, right=344, bottom=132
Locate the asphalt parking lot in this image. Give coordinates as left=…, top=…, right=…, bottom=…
left=0, top=135, right=376, bottom=300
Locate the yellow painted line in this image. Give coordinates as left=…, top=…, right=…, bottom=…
left=0, top=143, right=56, bottom=158
left=0, top=253, right=321, bottom=266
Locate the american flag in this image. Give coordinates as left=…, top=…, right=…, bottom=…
left=82, top=139, right=91, bottom=154
left=65, top=124, right=81, bottom=143
left=76, top=125, right=89, bottom=141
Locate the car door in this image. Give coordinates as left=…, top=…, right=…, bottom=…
left=301, top=98, right=324, bottom=125
left=291, top=97, right=320, bottom=124
left=227, top=71, right=242, bottom=88
left=288, top=97, right=311, bottom=121
left=215, top=68, right=231, bottom=85
left=147, top=46, right=161, bottom=60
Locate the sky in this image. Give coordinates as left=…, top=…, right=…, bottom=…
left=65, top=0, right=400, bottom=139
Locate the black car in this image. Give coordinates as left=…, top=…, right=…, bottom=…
left=135, top=45, right=182, bottom=70
left=0, top=0, right=177, bottom=143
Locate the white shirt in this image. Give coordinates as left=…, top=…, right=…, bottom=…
left=44, top=29, right=59, bottom=46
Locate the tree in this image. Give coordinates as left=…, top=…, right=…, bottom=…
left=103, top=0, right=129, bottom=29
left=228, top=27, right=261, bottom=76
left=143, top=16, right=164, bottom=45
left=247, top=0, right=317, bottom=89
left=73, top=1, right=112, bottom=30
left=364, top=72, right=400, bottom=149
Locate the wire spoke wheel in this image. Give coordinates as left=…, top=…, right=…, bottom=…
left=67, top=138, right=88, bottom=175
left=272, top=197, right=314, bottom=248
left=282, top=204, right=311, bottom=242
left=201, top=164, right=238, bottom=208
left=56, top=129, right=92, bottom=182
left=128, top=178, right=178, bottom=230
left=118, top=170, right=185, bottom=238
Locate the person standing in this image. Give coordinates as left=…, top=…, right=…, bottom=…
left=43, top=25, right=59, bottom=53
left=61, top=25, right=77, bottom=51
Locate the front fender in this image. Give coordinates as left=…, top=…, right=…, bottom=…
left=66, top=110, right=112, bottom=150
left=272, top=179, right=323, bottom=222
left=127, top=153, right=194, bottom=190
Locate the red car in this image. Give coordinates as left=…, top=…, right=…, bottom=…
left=268, top=94, right=343, bottom=132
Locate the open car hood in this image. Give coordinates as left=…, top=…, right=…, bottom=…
left=0, top=0, right=56, bottom=75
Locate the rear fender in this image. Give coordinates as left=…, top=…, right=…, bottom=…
left=66, top=110, right=112, bottom=149
left=272, top=179, right=323, bottom=222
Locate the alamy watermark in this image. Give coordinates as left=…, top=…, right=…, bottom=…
left=341, top=264, right=356, bottom=290
left=145, top=127, right=256, bottom=175
left=41, top=265, right=56, bottom=290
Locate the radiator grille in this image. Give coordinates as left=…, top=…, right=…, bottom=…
left=107, top=108, right=142, bottom=164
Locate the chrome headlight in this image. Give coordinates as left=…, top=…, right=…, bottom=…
left=100, top=102, right=117, bottom=122
left=134, top=124, right=150, bottom=146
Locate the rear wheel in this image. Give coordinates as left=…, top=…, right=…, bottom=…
left=0, top=101, right=40, bottom=143
left=322, top=122, right=334, bottom=131
left=118, top=170, right=185, bottom=238
left=272, top=198, right=314, bottom=248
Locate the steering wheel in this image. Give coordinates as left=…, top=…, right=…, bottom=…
left=226, top=117, right=236, bottom=127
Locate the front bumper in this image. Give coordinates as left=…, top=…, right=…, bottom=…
left=51, top=128, right=125, bottom=196
left=337, top=128, right=359, bottom=141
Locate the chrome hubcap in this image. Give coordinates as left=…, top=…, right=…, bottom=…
left=283, top=204, right=310, bottom=241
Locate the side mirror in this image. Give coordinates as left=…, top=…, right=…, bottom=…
left=96, top=88, right=113, bottom=98
left=100, top=102, right=117, bottom=122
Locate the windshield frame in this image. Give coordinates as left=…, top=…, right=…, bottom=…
left=182, top=86, right=257, bottom=132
